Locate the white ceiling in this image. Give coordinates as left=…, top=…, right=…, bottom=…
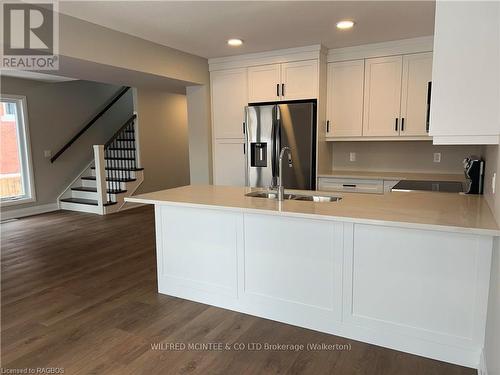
left=59, top=1, right=436, bottom=59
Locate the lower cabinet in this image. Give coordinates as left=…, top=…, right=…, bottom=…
left=213, top=139, right=246, bottom=186
left=318, top=177, right=384, bottom=194
left=154, top=205, right=492, bottom=369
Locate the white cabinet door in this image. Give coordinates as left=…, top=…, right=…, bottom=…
left=363, top=56, right=403, bottom=137
left=430, top=1, right=500, bottom=144
left=400, top=53, right=433, bottom=137
left=211, top=68, right=247, bottom=139
left=247, top=64, right=281, bottom=103
left=281, top=60, right=318, bottom=101
left=326, top=60, right=364, bottom=137
left=213, top=139, right=246, bottom=186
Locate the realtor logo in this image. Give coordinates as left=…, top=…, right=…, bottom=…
left=1, top=1, right=59, bottom=70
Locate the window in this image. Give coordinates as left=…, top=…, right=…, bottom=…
left=0, top=95, right=35, bottom=205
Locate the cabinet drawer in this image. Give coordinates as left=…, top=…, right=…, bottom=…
left=318, top=177, right=384, bottom=194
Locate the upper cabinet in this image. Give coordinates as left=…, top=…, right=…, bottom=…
left=281, top=60, right=318, bottom=101
left=430, top=1, right=500, bottom=144
left=211, top=68, right=248, bottom=139
left=400, top=53, right=433, bottom=136
left=363, top=56, right=403, bottom=137
left=247, top=64, right=281, bottom=103
left=326, top=60, right=364, bottom=137
left=248, top=60, right=318, bottom=103
left=326, top=51, right=433, bottom=140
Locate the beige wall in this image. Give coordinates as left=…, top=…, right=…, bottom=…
left=330, top=141, right=483, bottom=173
left=484, top=144, right=500, bottom=375
left=57, top=13, right=212, bottom=184
left=134, top=88, right=190, bottom=194
left=0, top=76, right=133, bottom=212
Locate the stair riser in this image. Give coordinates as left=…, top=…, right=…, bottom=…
left=71, top=190, right=120, bottom=201
left=81, top=179, right=126, bottom=190
left=60, top=201, right=102, bottom=214
left=105, top=160, right=137, bottom=169
left=90, top=169, right=138, bottom=179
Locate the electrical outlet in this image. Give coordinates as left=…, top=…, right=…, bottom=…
left=44, top=150, right=52, bottom=158
left=349, top=152, right=356, bottom=162
left=433, top=152, right=441, bottom=163
left=493, top=173, right=496, bottom=194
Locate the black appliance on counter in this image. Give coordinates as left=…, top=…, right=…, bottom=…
left=463, top=156, right=485, bottom=194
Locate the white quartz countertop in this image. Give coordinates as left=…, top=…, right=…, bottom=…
left=317, top=170, right=465, bottom=182
left=125, top=185, right=500, bottom=236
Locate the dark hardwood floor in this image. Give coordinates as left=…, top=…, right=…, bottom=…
left=1, top=206, right=475, bottom=374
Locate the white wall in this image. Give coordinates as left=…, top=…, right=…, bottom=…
left=0, top=76, right=133, bottom=212
left=484, top=144, right=500, bottom=375
left=331, top=141, right=483, bottom=174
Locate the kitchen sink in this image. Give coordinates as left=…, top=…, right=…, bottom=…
left=245, top=191, right=342, bottom=202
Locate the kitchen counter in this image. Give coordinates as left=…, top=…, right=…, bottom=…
left=126, top=184, right=499, bottom=236
left=318, top=170, right=465, bottom=182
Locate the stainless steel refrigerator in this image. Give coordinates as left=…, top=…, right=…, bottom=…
left=245, top=101, right=316, bottom=190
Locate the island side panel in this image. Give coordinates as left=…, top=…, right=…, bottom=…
left=154, top=205, right=242, bottom=309
left=239, top=213, right=344, bottom=333
left=342, top=223, right=493, bottom=368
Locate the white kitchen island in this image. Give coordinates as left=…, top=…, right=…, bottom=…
left=126, top=185, right=499, bottom=370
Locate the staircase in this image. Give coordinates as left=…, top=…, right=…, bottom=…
left=58, top=113, right=144, bottom=215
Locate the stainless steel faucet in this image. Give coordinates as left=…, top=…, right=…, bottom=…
left=277, top=147, right=293, bottom=201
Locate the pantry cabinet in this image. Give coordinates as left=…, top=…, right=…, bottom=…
left=363, top=56, right=403, bottom=137
left=326, top=60, right=364, bottom=137
left=213, top=139, right=246, bottom=186
left=211, top=68, right=248, bottom=139
left=248, top=60, right=318, bottom=103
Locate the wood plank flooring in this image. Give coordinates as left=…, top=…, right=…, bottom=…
left=1, top=206, right=475, bottom=374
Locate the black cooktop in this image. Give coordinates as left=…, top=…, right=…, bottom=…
left=392, top=180, right=464, bottom=193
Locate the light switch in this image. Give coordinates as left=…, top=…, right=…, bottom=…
left=44, top=150, right=52, bottom=158
left=433, top=153, right=441, bottom=163
left=349, top=152, right=356, bottom=162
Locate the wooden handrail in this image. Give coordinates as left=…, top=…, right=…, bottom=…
left=50, top=86, right=130, bottom=163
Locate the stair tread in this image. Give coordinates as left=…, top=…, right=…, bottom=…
left=91, top=167, right=144, bottom=171
left=108, top=147, right=136, bottom=150
left=71, top=186, right=127, bottom=194
left=105, top=157, right=135, bottom=160
left=81, top=176, right=136, bottom=182
left=117, top=138, right=135, bottom=141
left=60, top=198, right=116, bottom=206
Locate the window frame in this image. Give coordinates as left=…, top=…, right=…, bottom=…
left=0, top=94, right=36, bottom=206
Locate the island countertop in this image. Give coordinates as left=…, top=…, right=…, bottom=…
left=125, top=185, right=500, bottom=236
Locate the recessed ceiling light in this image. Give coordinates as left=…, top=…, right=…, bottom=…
left=227, top=38, right=243, bottom=47
left=336, top=20, right=355, bottom=30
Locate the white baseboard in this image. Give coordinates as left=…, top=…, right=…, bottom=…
left=478, top=349, right=488, bottom=375
left=0, top=203, right=59, bottom=221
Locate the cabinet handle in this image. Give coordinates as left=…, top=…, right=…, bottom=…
left=243, top=122, right=245, bottom=134
left=281, top=83, right=285, bottom=97
left=395, top=118, right=399, bottom=132
left=426, top=81, right=432, bottom=133
left=401, top=118, right=405, bottom=132
left=276, top=84, right=280, bottom=97
left=343, top=184, right=357, bottom=188
left=243, top=143, right=246, bottom=154
left=326, top=120, right=330, bottom=133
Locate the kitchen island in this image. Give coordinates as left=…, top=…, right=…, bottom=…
left=126, top=185, right=498, bottom=370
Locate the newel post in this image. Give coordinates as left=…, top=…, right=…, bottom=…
left=93, top=145, right=107, bottom=215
